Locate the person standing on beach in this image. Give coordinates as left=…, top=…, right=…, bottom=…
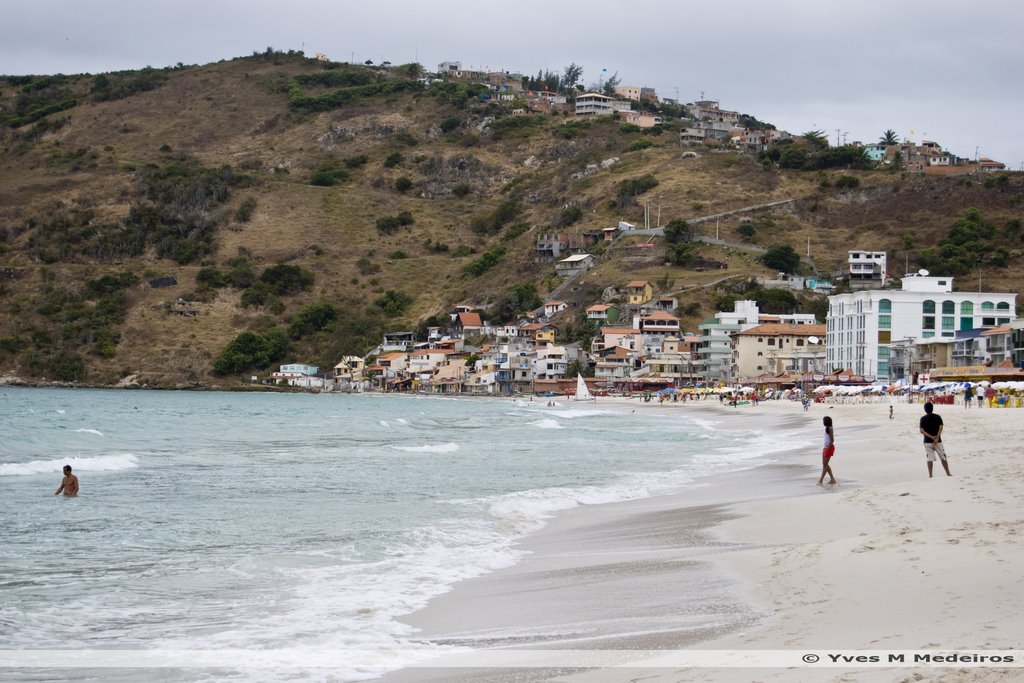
left=963, top=384, right=973, bottom=409
left=919, top=402, right=951, bottom=478
left=818, top=416, right=837, bottom=486
left=55, top=465, right=79, bottom=496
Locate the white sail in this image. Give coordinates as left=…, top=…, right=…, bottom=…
left=574, top=373, right=594, bottom=401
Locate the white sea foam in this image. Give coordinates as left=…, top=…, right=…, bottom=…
left=477, top=469, right=700, bottom=536
left=155, top=520, right=518, bottom=681
left=550, top=408, right=614, bottom=419
left=531, top=418, right=563, bottom=430
left=0, top=453, right=139, bottom=476
left=391, top=443, right=460, bottom=454
left=72, top=428, right=104, bottom=436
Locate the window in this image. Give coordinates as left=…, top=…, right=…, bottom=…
left=981, top=301, right=995, bottom=311
left=879, top=299, right=892, bottom=313
left=922, top=331, right=935, bottom=338
left=878, top=330, right=891, bottom=343
left=923, top=300, right=936, bottom=314
left=768, top=338, right=775, bottom=346
left=983, top=318, right=996, bottom=326
left=942, top=317, right=955, bottom=331
left=879, top=315, right=891, bottom=329
left=961, top=301, right=973, bottom=315
left=757, top=352, right=763, bottom=357
left=878, top=347, right=890, bottom=360
left=997, top=302, right=1011, bottom=311
left=942, top=300, right=955, bottom=315
left=960, top=317, right=973, bottom=331
left=797, top=339, right=805, bottom=347
left=922, top=316, right=935, bottom=330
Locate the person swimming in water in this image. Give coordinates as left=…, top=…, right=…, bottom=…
left=55, top=465, right=79, bottom=497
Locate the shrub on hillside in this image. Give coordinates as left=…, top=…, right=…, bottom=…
left=259, top=264, right=314, bottom=296
left=288, top=301, right=337, bottom=339
left=372, top=290, right=413, bottom=317
left=213, top=329, right=288, bottom=375
left=464, top=246, right=507, bottom=276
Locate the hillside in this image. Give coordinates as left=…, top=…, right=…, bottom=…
left=1, top=52, right=1022, bottom=388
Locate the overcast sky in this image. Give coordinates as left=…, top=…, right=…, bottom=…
left=3, top=0, right=1021, bottom=168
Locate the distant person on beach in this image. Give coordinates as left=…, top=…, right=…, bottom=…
left=818, top=416, right=837, bottom=486
left=55, top=465, right=79, bottom=496
left=889, top=405, right=894, bottom=420
left=963, top=385, right=973, bottom=409
left=919, top=402, right=952, bottom=478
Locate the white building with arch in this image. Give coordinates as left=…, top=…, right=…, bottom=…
left=826, top=275, right=1016, bottom=380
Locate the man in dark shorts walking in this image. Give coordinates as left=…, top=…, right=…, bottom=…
left=919, top=402, right=951, bottom=478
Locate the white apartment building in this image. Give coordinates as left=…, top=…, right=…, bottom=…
left=848, top=250, right=887, bottom=288
left=575, top=92, right=632, bottom=116
left=826, top=275, right=1016, bottom=380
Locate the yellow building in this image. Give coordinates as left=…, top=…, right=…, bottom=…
left=626, top=280, right=654, bottom=305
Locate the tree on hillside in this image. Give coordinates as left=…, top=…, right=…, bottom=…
left=802, top=130, right=829, bottom=151
left=663, top=218, right=691, bottom=244
left=761, top=244, right=801, bottom=274
left=601, top=71, right=621, bottom=97
left=880, top=129, right=899, bottom=145
left=562, top=63, right=584, bottom=94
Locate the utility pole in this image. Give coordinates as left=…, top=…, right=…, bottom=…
left=835, top=128, right=841, bottom=147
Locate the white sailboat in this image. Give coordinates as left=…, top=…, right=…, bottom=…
left=574, top=373, right=595, bottom=401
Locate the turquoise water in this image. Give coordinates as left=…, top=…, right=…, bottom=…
left=0, top=388, right=803, bottom=680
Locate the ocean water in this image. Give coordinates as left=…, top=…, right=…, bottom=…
left=0, top=388, right=806, bottom=681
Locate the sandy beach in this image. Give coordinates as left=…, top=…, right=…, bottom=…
left=382, top=395, right=1022, bottom=682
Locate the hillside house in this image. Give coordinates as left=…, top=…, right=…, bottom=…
left=688, top=100, right=740, bottom=127
left=425, top=359, right=467, bottom=395
left=520, top=322, right=557, bottom=346
left=555, top=254, right=595, bottom=277
left=454, top=311, right=485, bottom=337
left=536, top=233, right=593, bottom=261
left=626, top=280, right=654, bottom=305
left=382, top=331, right=416, bottom=352
left=595, top=346, right=637, bottom=381
left=586, top=303, right=621, bottom=324
left=575, top=92, right=632, bottom=116
left=649, top=297, right=678, bottom=313
left=679, top=127, right=707, bottom=145
left=622, top=111, right=663, bottom=128
left=408, top=349, right=451, bottom=377
left=543, top=301, right=569, bottom=318
left=270, top=363, right=321, bottom=387
left=532, top=344, right=577, bottom=380
left=333, top=356, right=365, bottom=382
left=638, top=311, right=682, bottom=352
left=593, top=326, right=642, bottom=354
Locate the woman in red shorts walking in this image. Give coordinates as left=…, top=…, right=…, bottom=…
left=818, top=415, right=837, bottom=486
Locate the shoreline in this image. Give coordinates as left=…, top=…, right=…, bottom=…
left=382, top=398, right=1022, bottom=682
left=378, top=398, right=824, bottom=682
